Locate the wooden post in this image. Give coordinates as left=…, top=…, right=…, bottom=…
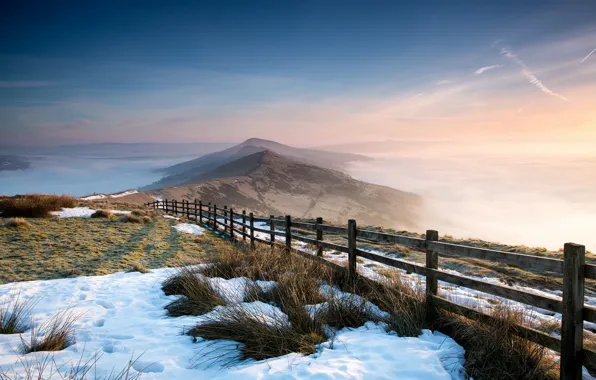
left=207, top=202, right=211, bottom=226
left=425, top=230, right=439, bottom=326
left=242, top=210, right=247, bottom=241
left=347, top=219, right=357, bottom=279
left=316, top=217, right=323, bottom=257
left=185, top=200, right=190, bottom=218
left=198, top=200, right=202, bottom=223
left=229, top=208, right=234, bottom=241
left=164, top=199, right=168, bottom=213
left=224, top=206, right=228, bottom=234
left=270, top=215, right=275, bottom=247
left=249, top=212, right=255, bottom=249
left=560, top=243, right=585, bottom=380
left=174, top=200, right=178, bottom=215
left=284, top=215, right=292, bottom=252
left=213, top=204, right=217, bottom=229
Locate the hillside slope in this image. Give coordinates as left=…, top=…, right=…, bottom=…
left=147, top=150, right=422, bottom=229
left=146, top=138, right=371, bottom=190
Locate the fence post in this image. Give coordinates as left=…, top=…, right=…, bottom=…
left=224, top=206, right=228, bottom=234
left=425, top=230, right=439, bottom=326
left=174, top=200, right=178, bottom=215
left=242, top=210, right=247, bottom=241
left=186, top=200, right=190, bottom=219
left=229, top=208, right=234, bottom=241
left=198, top=200, right=202, bottom=223
left=249, top=212, right=255, bottom=249
left=348, top=219, right=357, bottom=279
left=164, top=199, right=168, bottom=213
left=207, top=203, right=211, bottom=226
left=560, top=243, right=585, bottom=380
left=316, top=217, right=323, bottom=257
left=270, top=215, right=275, bottom=247
left=213, top=204, right=217, bottom=229
left=284, top=215, right=292, bottom=252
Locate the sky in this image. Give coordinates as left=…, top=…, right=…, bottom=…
left=1, top=0, right=596, bottom=147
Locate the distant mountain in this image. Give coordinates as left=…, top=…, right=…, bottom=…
left=156, top=137, right=371, bottom=179
left=0, top=155, right=30, bottom=171
left=145, top=150, right=422, bottom=229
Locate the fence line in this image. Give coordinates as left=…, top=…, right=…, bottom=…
left=146, top=199, right=594, bottom=379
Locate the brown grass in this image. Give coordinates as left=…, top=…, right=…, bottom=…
left=21, top=310, right=80, bottom=354
left=3, top=218, right=32, bottom=229
left=126, top=262, right=151, bottom=274
left=162, top=266, right=225, bottom=317
left=0, top=292, right=36, bottom=334
left=0, top=194, right=76, bottom=218
left=142, top=216, right=152, bottom=224
left=121, top=214, right=142, bottom=223
left=90, top=209, right=113, bottom=218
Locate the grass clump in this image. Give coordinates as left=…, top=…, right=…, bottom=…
left=162, top=266, right=225, bottom=317
left=0, top=293, right=36, bottom=334
left=121, top=214, right=142, bottom=223
left=0, top=194, right=76, bottom=218
left=21, top=310, right=79, bottom=354
left=126, top=262, right=151, bottom=274
left=3, top=218, right=32, bottom=229
left=142, top=216, right=152, bottom=224
left=90, top=209, right=113, bottom=218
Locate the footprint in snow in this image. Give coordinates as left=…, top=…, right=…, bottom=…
left=132, top=361, right=165, bottom=373
left=96, top=300, right=115, bottom=309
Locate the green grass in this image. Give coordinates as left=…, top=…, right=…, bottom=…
left=0, top=215, right=215, bottom=284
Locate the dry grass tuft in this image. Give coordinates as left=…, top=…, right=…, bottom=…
left=162, top=267, right=225, bottom=317
left=439, top=305, right=558, bottom=380
left=142, top=215, right=152, bottom=224
left=3, top=218, right=32, bottom=229
left=126, top=262, right=151, bottom=274
left=121, top=214, right=142, bottom=223
left=0, top=194, right=76, bottom=218
left=0, top=293, right=36, bottom=334
left=21, top=310, right=80, bottom=354
left=90, top=209, right=113, bottom=218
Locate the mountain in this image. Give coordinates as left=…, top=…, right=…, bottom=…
left=148, top=138, right=371, bottom=189
left=145, top=150, right=422, bottom=229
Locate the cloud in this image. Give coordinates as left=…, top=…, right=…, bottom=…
left=409, top=93, right=424, bottom=100
left=0, top=81, right=57, bottom=88
left=581, top=48, right=596, bottom=63
left=435, top=80, right=454, bottom=86
left=500, top=47, right=569, bottom=102
left=474, top=65, right=502, bottom=76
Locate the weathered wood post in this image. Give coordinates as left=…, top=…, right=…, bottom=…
left=213, top=204, right=217, bottom=229
left=316, top=217, right=323, bottom=257
left=347, top=219, right=357, bottom=279
left=207, top=202, right=211, bottom=226
left=425, top=230, right=439, bottom=326
left=229, top=208, right=235, bottom=241
left=560, top=243, right=586, bottom=380
left=164, top=199, right=168, bottom=213
left=249, top=212, right=255, bottom=249
left=270, top=215, right=275, bottom=247
left=194, top=199, right=198, bottom=221
left=223, top=206, right=228, bottom=234
left=242, top=210, right=247, bottom=241
left=174, top=200, right=178, bottom=215
left=186, top=200, right=190, bottom=219
left=198, top=200, right=202, bottom=223
left=284, top=215, right=292, bottom=252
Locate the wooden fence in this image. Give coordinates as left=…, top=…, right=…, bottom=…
left=146, top=198, right=595, bottom=380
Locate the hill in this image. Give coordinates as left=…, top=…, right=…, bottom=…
left=146, top=150, right=422, bottom=229
left=145, top=138, right=371, bottom=189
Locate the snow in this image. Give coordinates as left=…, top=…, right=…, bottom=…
left=110, top=190, right=139, bottom=198
left=80, top=190, right=139, bottom=200
left=163, top=215, right=180, bottom=220
left=0, top=270, right=466, bottom=380
left=173, top=223, right=205, bottom=236
left=50, top=207, right=131, bottom=218
left=80, top=194, right=107, bottom=200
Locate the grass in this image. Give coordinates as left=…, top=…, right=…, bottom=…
left=3, top=218, right=32, bottom=229
left=0, top=292, right=36, bottom=334
left=0, top=213, right=212, bottom=283
left=126, top=262, right=151, bottom=274
left=162, top=266, right=225, bottom=317
left=21, top=309, right=79, bottom=354
left=0, top=195, right=76, bottom=218
left=121, top=214, right=143, bottom=223
left=90, top=209, right=113, bottom=218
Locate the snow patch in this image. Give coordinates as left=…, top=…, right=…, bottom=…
left=50, top=207, right=131, bottom=218
left=173, top=223, right=205, bottom=236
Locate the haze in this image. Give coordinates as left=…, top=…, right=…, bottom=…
left=1, top=1, right=595, bottom=250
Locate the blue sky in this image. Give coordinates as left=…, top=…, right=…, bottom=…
left=1, top=0, right=595, bottom=146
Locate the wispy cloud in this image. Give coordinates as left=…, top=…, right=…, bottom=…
left=474, top=65, right=502, bottom=76
left=0, top=81, right=57, bottom=88
left=581, top=48, right=596, bottom=63
left=435, top=80, right=454, bottom=86
left=409, top=93, right=424, bottom=100
left=500, top=47, right=569, bottom=102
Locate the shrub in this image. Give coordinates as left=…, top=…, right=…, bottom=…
left=3, top=218, right=32, bottom=229
left=90, top=209, right=113, bottom=218
left=21, top=309, right=79, bottom=354
left=162, top=267, right=225, bottom=317
left=0, top=194, right=76, bottom=218
left=0, top=293, right=36, bottom=334
left=121, top=214, right=142, bottom=223
left=142, top=216, right=152, bottom=224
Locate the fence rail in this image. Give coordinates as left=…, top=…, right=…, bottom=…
left=146, top=198, right=594, bottom=379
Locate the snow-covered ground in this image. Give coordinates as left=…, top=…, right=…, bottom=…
left=80, top=190, right=140, bottom=201
left=0, top=269, right=466, bottom=379
left=173, top=223, right=205, bottom=236
left=50, top=207, right=132, bottom=218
